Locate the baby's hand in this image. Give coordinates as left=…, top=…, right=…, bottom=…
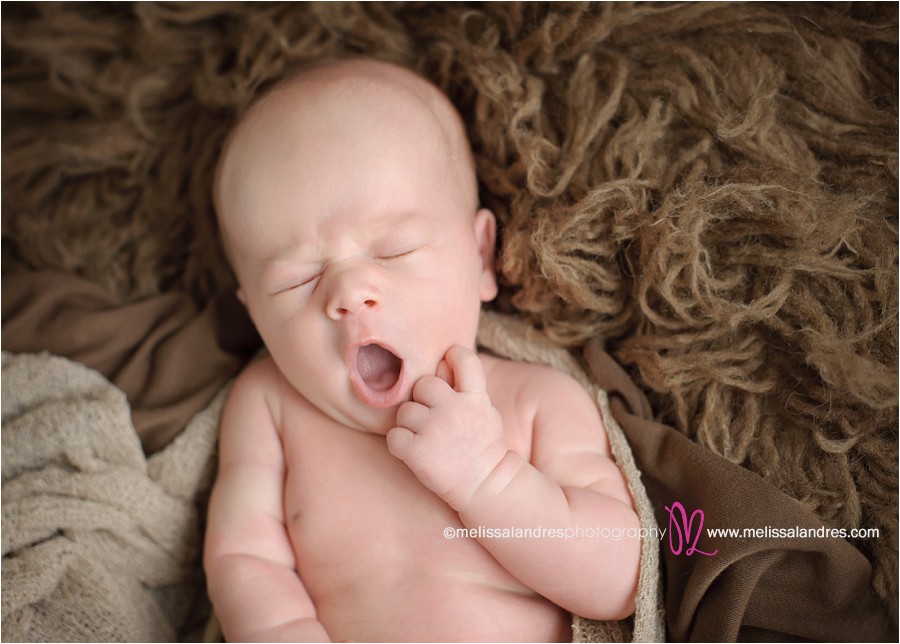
left=386, top=345, right=507, bottom=511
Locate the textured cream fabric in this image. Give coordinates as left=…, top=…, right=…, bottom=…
left=2, top=351, right=224, bottom=642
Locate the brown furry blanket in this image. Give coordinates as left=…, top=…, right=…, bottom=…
left=3, top=1, right=897, bottom=639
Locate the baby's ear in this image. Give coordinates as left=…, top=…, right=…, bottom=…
left=474, top=208, right=498, bottom=302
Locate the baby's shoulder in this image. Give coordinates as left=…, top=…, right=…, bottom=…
left=231, top=352, right=284, bottom=393
left=225, top=353, right=293, bottom=421
left=479, top=352, right=588, bottom=401
left=479, top=352, right=605, bottom=451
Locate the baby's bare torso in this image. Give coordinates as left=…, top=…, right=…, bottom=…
left=277, top=353, right=572, bottom=642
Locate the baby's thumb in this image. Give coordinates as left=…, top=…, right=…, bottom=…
left=435, top=358, right=455, bottom=388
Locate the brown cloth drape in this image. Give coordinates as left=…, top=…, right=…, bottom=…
left=2, top=270, right=259, bottom=454
left=584, top=343, right=894, bottom=642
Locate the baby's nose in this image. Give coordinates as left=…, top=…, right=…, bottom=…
left=325, top=268, right=381, bottom=320
left=329, top=296, right=379, bottom=319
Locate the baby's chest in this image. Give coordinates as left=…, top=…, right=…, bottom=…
left=279, top=411, right=533, bottom=589
left=277, top=368, right=540, bottom=577
left=282, top=425, right=464, bottom=573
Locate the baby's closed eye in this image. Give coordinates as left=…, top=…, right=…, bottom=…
left=377, top=247, right=418, bottom=260
left=271, top=271, right=322, bottom=295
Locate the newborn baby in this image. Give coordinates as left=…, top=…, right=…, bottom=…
left=204, top=58, right=640, bottom=643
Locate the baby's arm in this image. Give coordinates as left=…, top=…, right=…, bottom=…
left=204, top=362, right=331, bottom=642
left=459, top=365, right=639, bottom=620
left=388, top=346, right=640, bottom=621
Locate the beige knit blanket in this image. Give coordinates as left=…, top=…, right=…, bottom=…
left=1, top=351, right=225, bottom=641
left=1, top=311, right=663, bottom=642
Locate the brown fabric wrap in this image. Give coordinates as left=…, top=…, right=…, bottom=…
left=583, top=341, right=894, bottom=641
left=1, top=270, right=259, bottom=453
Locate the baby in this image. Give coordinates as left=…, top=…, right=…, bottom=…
left=204, top=58, right=640, bottom=642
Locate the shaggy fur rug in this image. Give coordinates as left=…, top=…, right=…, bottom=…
left=3, top=0, right=897, bottom=627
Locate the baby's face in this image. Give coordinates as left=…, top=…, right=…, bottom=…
left=217, top=63, right=497, bottom=434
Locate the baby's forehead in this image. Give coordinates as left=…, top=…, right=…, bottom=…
left=214, top=59, right=479, bottom=255
left=239, top=59, right=463, bottom=151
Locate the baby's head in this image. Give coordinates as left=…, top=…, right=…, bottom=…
left=214, top=58, right=497, bottom=434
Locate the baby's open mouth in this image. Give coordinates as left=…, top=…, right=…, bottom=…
left=356, top=343, right=403, bottom=392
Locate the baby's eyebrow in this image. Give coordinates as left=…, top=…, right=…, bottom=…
left=264, top=241, right=306, bottom=264
left=258, top=210, right=431, bottom=267
left=254, top=239, right=323, bottom=277
left=259, top=254, right=322, bottom=292
left=262, top=221, right=329, bottom=262
left=366, top=210, right=424, bottom=231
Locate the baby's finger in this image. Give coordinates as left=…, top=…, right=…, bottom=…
left=385, top=426, right=415, bottom=461
left=444, top=345, right=486, bottom=393
left=395, top=400, right=429, bottom=431
left=412, top=375, right=454, bottom=407
left=435, top=358, right=454, bottom=388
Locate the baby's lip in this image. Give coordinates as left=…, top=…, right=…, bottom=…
left=347, top=340, right=408, bottom=409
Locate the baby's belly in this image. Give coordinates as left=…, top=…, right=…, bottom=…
left=310, top=557, right=572, bottom=643
left=282, top=414, right=570, bottom=642
left=285, top=454, right=571, bottom=640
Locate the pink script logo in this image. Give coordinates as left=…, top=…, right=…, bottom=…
left=665, top=501, right=718, bottom=557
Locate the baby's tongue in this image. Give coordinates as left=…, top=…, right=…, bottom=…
left=356, top=344, right=401, bottom=391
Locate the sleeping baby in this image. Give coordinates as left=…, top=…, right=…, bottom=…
left=203, top=57, right=640, bottom=642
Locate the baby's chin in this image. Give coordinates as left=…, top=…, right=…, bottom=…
left=353, top=411, right=401, bottom=438
left=345, top=403, right=403, bottom=437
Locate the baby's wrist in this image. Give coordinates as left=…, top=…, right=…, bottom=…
left=452, top=446, right=523, bottom=515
